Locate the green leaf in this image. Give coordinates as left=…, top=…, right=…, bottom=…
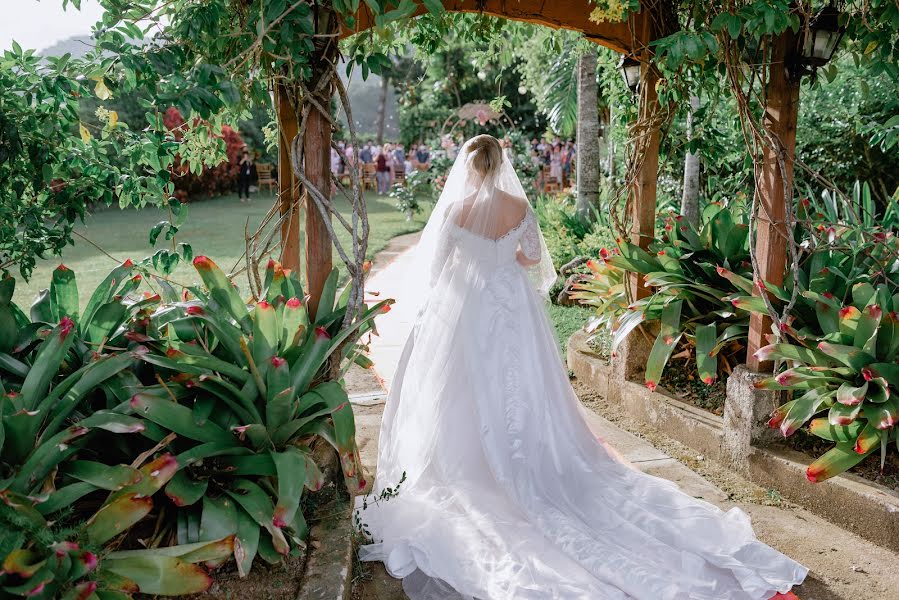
left=289, top=327, right=331, bottom=394
left=867, top=396, right=899, bottom=430
left=49, top=265, right=79, bottom=323
left=62, top=461, right=142, bottom=491
left=84, top=301, right=127, bottom=344
left=836, top=381, right=867, bottom=406
left=806, top=441, right=875, bottom=482
left=271, top=447, right=307, bottom=528
left=85, top=492, right=154, bottom=545
left=18, top=317, right=77, bottom=412
left=226, top=479, right=289, bottom=555
left=779, top=388, right=829, bottom=436
left=829, top=401, right=862, bottom=425
left=192, top=256, right=252, bottom=334
left=644, top=300, right=683, bottom=391
left=100, top=554, right=212, bottom=595
left=252, top=301, right=279, bottom=367
left=808, top=418, right=864, bottom=443
left=130, top=393, right=235, bottom=444
left=200, top=495, right=239, bottom=541
left=694, top=322, right=718, bottom=384
left=165, top=470, right=209, bottom=507
left=817, top=341, right=875, bottom=371
left=235, top=506, right=260, bottom=577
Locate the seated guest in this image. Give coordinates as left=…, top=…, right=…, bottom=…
left=415, top=144, right=431, bottom=168
left=359, top=143, right=373, bottom=164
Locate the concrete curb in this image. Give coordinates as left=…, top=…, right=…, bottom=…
left=567, top=330, right=899, bottom=553
left=296, top=496, right=355, bottom=600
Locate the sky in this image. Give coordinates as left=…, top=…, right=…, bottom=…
left=1, top=0, right=105, bottom=53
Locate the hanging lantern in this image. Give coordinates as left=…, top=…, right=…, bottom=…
left=617, top=55, right=641, bottom=96
left=800, top=3, right=845, bottom=70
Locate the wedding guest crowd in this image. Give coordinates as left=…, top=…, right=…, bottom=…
left=330, top=140, right=437, bottom=196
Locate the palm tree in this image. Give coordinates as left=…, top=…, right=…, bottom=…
left=576, top=48, right=601, bottom=223
left=376, top=74, right=389, bottom=145
left=681, top=94, right=701, bottom=226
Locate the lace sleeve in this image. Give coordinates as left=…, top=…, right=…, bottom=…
left=519, top=212, right=541, bottom=262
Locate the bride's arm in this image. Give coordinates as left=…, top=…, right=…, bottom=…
left=516, top=212, right=542, bottom=267
left=516, top=249, right=540, bottom=267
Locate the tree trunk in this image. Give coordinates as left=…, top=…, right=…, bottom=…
left=606, top=103, right=615, bottom=178
left=681, top=94, right=701, bottom=226
left=576, top=48, right=600, bottom=223
left=376, top=74, right=389, bottom=145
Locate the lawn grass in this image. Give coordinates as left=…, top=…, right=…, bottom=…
left=13, top=191, right=429, bottom=308
left=11, top=188, right=596, bottom=357
left=546, top=303, right=594, bottom=361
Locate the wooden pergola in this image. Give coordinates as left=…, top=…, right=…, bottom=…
left=276, top=0, right=798, bottom=373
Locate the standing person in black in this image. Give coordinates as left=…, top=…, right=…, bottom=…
left=238, top=149, right=253, bottom=202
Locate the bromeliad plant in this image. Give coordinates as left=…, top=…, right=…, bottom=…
left=0, top=267, right=230, bottom=598
left=574, top=205, right=754, bottom=390
left=750, top=223, right=899, bottom=482
left=121, top=256, right=390, bottom=575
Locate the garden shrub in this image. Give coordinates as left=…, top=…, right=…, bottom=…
left=164, top=107, right=246, bottom=202
left=573, top=182, right=899, bottom=481
left=0, top=257, right=381, bottom=597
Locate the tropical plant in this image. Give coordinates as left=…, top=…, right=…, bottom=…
left=756, top=280, right=899, bottom=483
left=575, top=205, right=754, bottom=389
left=116, top=256, right=390, bottom=575
left=533, top=192, right=616, bottom=268
left=0, top=268, right=227, bottom=598
left=745, top=218, right=899, bottom=482
left=569, top=252, right=627, bottom=335
left=390, top=170, right=432, bottom=220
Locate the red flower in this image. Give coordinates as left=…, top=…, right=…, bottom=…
left=59, top=316, right=75, bottom=336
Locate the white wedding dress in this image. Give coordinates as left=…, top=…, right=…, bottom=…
left=355, top=138, right=807, bottom=600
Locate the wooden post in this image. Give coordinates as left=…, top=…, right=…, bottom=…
left=304, top=101, right=333, bottom=320
left=276, top=84, right=301, bottom=276
left=746, top=30, right=800, bottom=372
left=302, top=9, right=337, bottom=320
left=630, top=62, right=660, bottom=300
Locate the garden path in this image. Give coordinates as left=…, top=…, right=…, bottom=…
left=348, top=235, right=899, bottom=600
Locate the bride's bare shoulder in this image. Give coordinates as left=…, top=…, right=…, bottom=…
left=495, top=190, right=529, bottom=220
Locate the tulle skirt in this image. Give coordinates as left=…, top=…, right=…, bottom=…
left=355, top=263, right=807, bottom=599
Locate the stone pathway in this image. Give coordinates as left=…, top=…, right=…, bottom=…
left=349, top=235, right=899, bottom=600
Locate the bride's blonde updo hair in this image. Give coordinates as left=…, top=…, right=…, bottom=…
left=467, top=134, right=503, bottom=177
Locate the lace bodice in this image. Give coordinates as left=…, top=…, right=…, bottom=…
left=429, top=209, right=541, bottom=285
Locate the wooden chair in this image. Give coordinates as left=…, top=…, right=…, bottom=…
left=542, top=166, right=560, bottom=193
left=256, top=163, right=276, bottom=193
left=393, top=168, right=406, bottom=186
left=362, top=163, right=377, bottom=191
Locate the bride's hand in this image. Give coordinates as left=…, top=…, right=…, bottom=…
left=516, top=249, right=540, bottom=267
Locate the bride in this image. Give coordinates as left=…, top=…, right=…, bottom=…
left=355, top=135, right=807, bottom=599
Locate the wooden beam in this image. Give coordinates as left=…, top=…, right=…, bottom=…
left=630, top=62, right=660, bottom=300
left=276, top=84, right=301, bottom=276
left=746, top=30, right=800, bottom=372
left=341, top=0, right=650, bottom=54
